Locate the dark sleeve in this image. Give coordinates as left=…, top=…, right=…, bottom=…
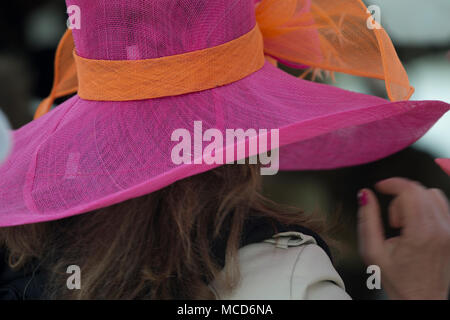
left=211, top=216, right=332, bottom=270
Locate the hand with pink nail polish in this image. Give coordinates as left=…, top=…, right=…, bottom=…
left=357, top=177, right=450, bottom=300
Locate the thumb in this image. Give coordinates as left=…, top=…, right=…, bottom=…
left=357, top=189, right=386, bottom=265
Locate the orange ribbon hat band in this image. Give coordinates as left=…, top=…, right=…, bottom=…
left=74, top=26, right=265, bottom=102
left=35, top=0, right=414, bottom=120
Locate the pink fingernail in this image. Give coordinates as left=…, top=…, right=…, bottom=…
left=358, top=190, right=368, bottom=206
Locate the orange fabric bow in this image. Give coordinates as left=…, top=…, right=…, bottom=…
left=34, top=0, right=414, bottom=119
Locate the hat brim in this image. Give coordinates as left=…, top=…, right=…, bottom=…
left=0, top=62, right=449, bottom=226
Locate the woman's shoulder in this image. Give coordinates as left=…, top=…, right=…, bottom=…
left=210, top=232, right=351, bottom=300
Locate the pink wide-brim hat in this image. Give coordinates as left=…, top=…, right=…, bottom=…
left=0, top=0, right=449, bottom=227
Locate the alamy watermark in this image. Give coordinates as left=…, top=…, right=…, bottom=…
left=65, top=5, right=382, bottom=33
left=366, top=265, right=381, bottom=290
left=366, top=5, right=382, bottom=30
left=171, top=121, right=280, bottom=175
left=66, top=265, right=81, bottom=290
left=67, top=5, right=81, bottom=30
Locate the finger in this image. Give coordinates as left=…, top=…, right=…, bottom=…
left=387, top=194, right=430, bottom=234
left=375, top=178, right=427, bottom=223
left=375, top=177, right=424, bottom=196
left=387, top=197, right=403, bottom=229
left=429, top=188, right=450, bottom=218
left=357, top=189, right=386, bottom=264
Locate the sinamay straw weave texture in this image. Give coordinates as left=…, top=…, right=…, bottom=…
left=0, top=0, right=448, bottom=226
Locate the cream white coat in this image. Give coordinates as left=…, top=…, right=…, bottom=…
left=210, top=232, right=351, bottom=300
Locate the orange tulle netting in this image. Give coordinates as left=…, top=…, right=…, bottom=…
left=34, top=0, right=414, bottom=120
left=34, top=30, right=79, bottom=119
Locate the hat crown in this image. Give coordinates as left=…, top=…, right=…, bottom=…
left=66, top=0, right=256, bottom=60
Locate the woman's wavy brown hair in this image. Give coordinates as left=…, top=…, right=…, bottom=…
left=0, top=164, right=330, bottom=299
